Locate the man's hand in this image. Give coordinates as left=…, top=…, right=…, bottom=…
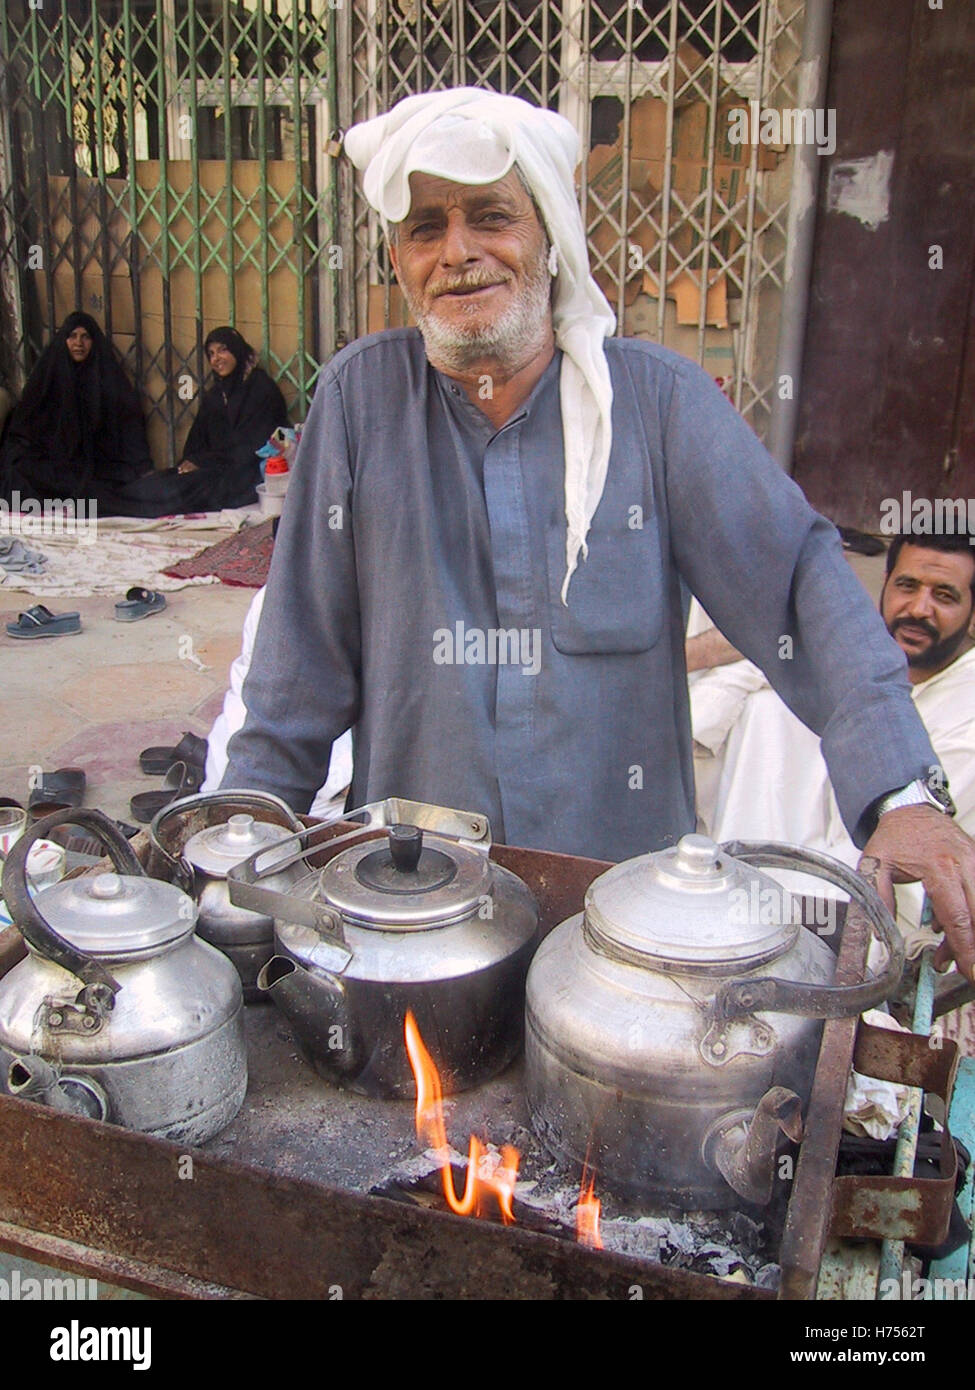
left=860, top=806, right=975, bottom=981
left=177, top=460, right=198, bottom=474
left=685, top=627, right=743, bottom=673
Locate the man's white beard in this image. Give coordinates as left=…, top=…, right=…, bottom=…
left=406, top=243, right=553, bottom=373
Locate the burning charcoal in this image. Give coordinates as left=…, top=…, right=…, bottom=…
left=388, top=1152, right=449, bottom=1184
left=755, top=1263, right=782, bottom=1291
left=695, top=1244, right=750, bottom=1278
left=658, top=1219, right=698, bottom=1256
left=726, top=1210, right=766, bottom=1247
left=598, top=1220, right=662, bottom=1263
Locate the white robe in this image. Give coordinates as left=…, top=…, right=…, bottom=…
left=691, top=636, right=975, bottom=1050
left=201, top=586, right=354, bottom=819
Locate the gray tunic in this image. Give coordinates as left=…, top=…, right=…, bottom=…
left=222, top=329, right=935, bottom=863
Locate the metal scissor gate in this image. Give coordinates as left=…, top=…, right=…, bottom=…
left=1, top=0, right=805, bottom=465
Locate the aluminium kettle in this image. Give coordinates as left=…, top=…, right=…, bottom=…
left=0, top=809, right=247, bottom=1143
left=525, top=835, right=904, bottom=1209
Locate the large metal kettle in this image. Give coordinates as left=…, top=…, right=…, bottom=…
left=525, top=835, right=904, bottom=1210
left=148, top=791, right=303, bottom=999
left=228, top=799, right=539, bottom=1098
left=0, top=810, right=247, bottom=1143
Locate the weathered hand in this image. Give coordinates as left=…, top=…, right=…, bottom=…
left=859, top=806, right=975, bottom=981
left=177, top=460, right=198, bottom=474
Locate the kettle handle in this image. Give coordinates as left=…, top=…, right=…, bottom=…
left=710, top=841, right=904, bottom=1022
left=1, top=810, right=144, bottom=996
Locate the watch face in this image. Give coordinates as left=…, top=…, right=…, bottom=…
left=927, top=781, right=957, bottom=815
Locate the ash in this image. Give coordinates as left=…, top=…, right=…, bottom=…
left=382, top=1118, right=781, bottom=1290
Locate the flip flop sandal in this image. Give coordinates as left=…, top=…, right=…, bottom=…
left=49, top=817, right=142, bottom=857
left=115, top=587, right=167, bottom=622
left=28, top=768, right=86, bottom=818
left=139, top=731, right=208, bottom=776
left=129, top=761, right=199, bottom=824
left=5, top=604, right=81, bottom=639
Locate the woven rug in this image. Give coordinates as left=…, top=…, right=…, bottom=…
left=0, top=510, right=251, bottom=597
left=163, top=517, right=274, bottom=587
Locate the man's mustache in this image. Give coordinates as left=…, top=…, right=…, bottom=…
left=890, top=615, right=939, bottom=641
left=431, top=271, right=511, bottom=296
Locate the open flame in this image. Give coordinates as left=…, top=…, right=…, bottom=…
left=404, top=1010, right=519, bottom=1223
left=576, top=1165, right=603, bottom=1249
left=404, top=1010, right=603, bottom=1246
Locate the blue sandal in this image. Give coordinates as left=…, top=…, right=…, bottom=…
left=5, top=604, right=81, bottom=639
left=114, top=587, right=167, bottom=622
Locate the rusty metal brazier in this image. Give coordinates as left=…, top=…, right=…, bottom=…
left=0, top=810, right=246, bottom=1142
left=525, top=835, right=904, bottom=1209
left=228, top=800, right=539, bottom=1098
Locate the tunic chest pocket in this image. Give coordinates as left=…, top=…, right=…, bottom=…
left=545, top=508, right=665, bottom=655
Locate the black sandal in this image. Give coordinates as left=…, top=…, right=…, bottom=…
left=129, top=762, right=200, bottom=824
left=138, top=731, right=208, bottom=776
left=27, top=768, right=86, bottom=819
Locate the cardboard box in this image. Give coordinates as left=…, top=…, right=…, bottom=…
left=586, top=83, right=781, bottom=325
left=49, top=270, right=137, bottom=337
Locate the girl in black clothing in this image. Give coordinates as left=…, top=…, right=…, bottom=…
left=174, top=327, right=289, bottom=509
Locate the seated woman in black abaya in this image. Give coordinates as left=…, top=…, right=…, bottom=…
left=1, top=320, right=288, bottom=517
left=0, top=311, right=154, bottom=509
left=173, top=327, right=288, bottom=508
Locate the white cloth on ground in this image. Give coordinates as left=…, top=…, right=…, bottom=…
left=201, top=585, right=354, bottom=818
left=343, top=89, right=617, bottom=601
left=0, top=508, right=257, bottom=596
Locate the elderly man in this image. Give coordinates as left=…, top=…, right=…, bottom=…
left=222, top=89, right=975, bottom=980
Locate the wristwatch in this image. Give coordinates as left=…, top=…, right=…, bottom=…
left=871, top=777, right=957, bottom=829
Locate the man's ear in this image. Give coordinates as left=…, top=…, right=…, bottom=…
left=388, top=237, right=401, bottom=285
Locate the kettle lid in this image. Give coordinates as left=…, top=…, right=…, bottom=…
left=30, top=872, right=196, bottom=956
left=316, top=824, right=491, bottom=929
left=585, top=834, right=799, bottom=972
left=183, top=814, right=293, bottom=877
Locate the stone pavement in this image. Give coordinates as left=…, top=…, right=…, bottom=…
left=0, top=581, right=254, bottom=824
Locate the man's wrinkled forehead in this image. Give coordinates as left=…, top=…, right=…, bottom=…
left=399, top=168, right=532, bottom=218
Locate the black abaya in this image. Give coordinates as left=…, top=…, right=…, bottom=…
left=178, top=365, right=289, bottom=509
left=0, top=312, right=153, bottom=507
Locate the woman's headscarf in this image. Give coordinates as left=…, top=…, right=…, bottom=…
left=14, top=311, right=138, bottom=475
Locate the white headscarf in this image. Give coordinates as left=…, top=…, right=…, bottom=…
left=343, top=88, right=616, bottom=602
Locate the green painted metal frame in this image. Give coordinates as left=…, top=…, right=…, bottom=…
left=817, top=950, right=975, bottom=1301
left=0, top=0, right=337, bottom=462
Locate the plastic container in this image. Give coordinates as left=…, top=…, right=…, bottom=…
left=263, top=456, right=290, bottom=497
left=255, top=483, right=284, bottom=518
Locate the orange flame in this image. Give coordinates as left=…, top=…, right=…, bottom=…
left=404, top=1010, right=519, bottom=1223
left=576, top=1166, right=603, bottom=1249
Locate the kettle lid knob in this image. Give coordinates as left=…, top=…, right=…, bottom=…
left=673, top=835, right=722, bottom=876
left=89, top=873, right=125, bottom=899
left=388, top=824, right=423, bottom=874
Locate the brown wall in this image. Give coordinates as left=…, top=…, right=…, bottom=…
left=793, top=0, right=975, bottom=529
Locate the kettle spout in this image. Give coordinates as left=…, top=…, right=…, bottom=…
left=8, top=1055, right=108, bottom=1121
left=257, top=956, right=358, bottom=1075
left=703, top=1087, right=804, bottom=1206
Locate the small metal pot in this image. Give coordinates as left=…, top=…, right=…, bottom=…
left=0, top=809, right=247, bottom=1143
left=149, top=791, right=303, bottom=999
left=229, top=800, right=540, bottom=1098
